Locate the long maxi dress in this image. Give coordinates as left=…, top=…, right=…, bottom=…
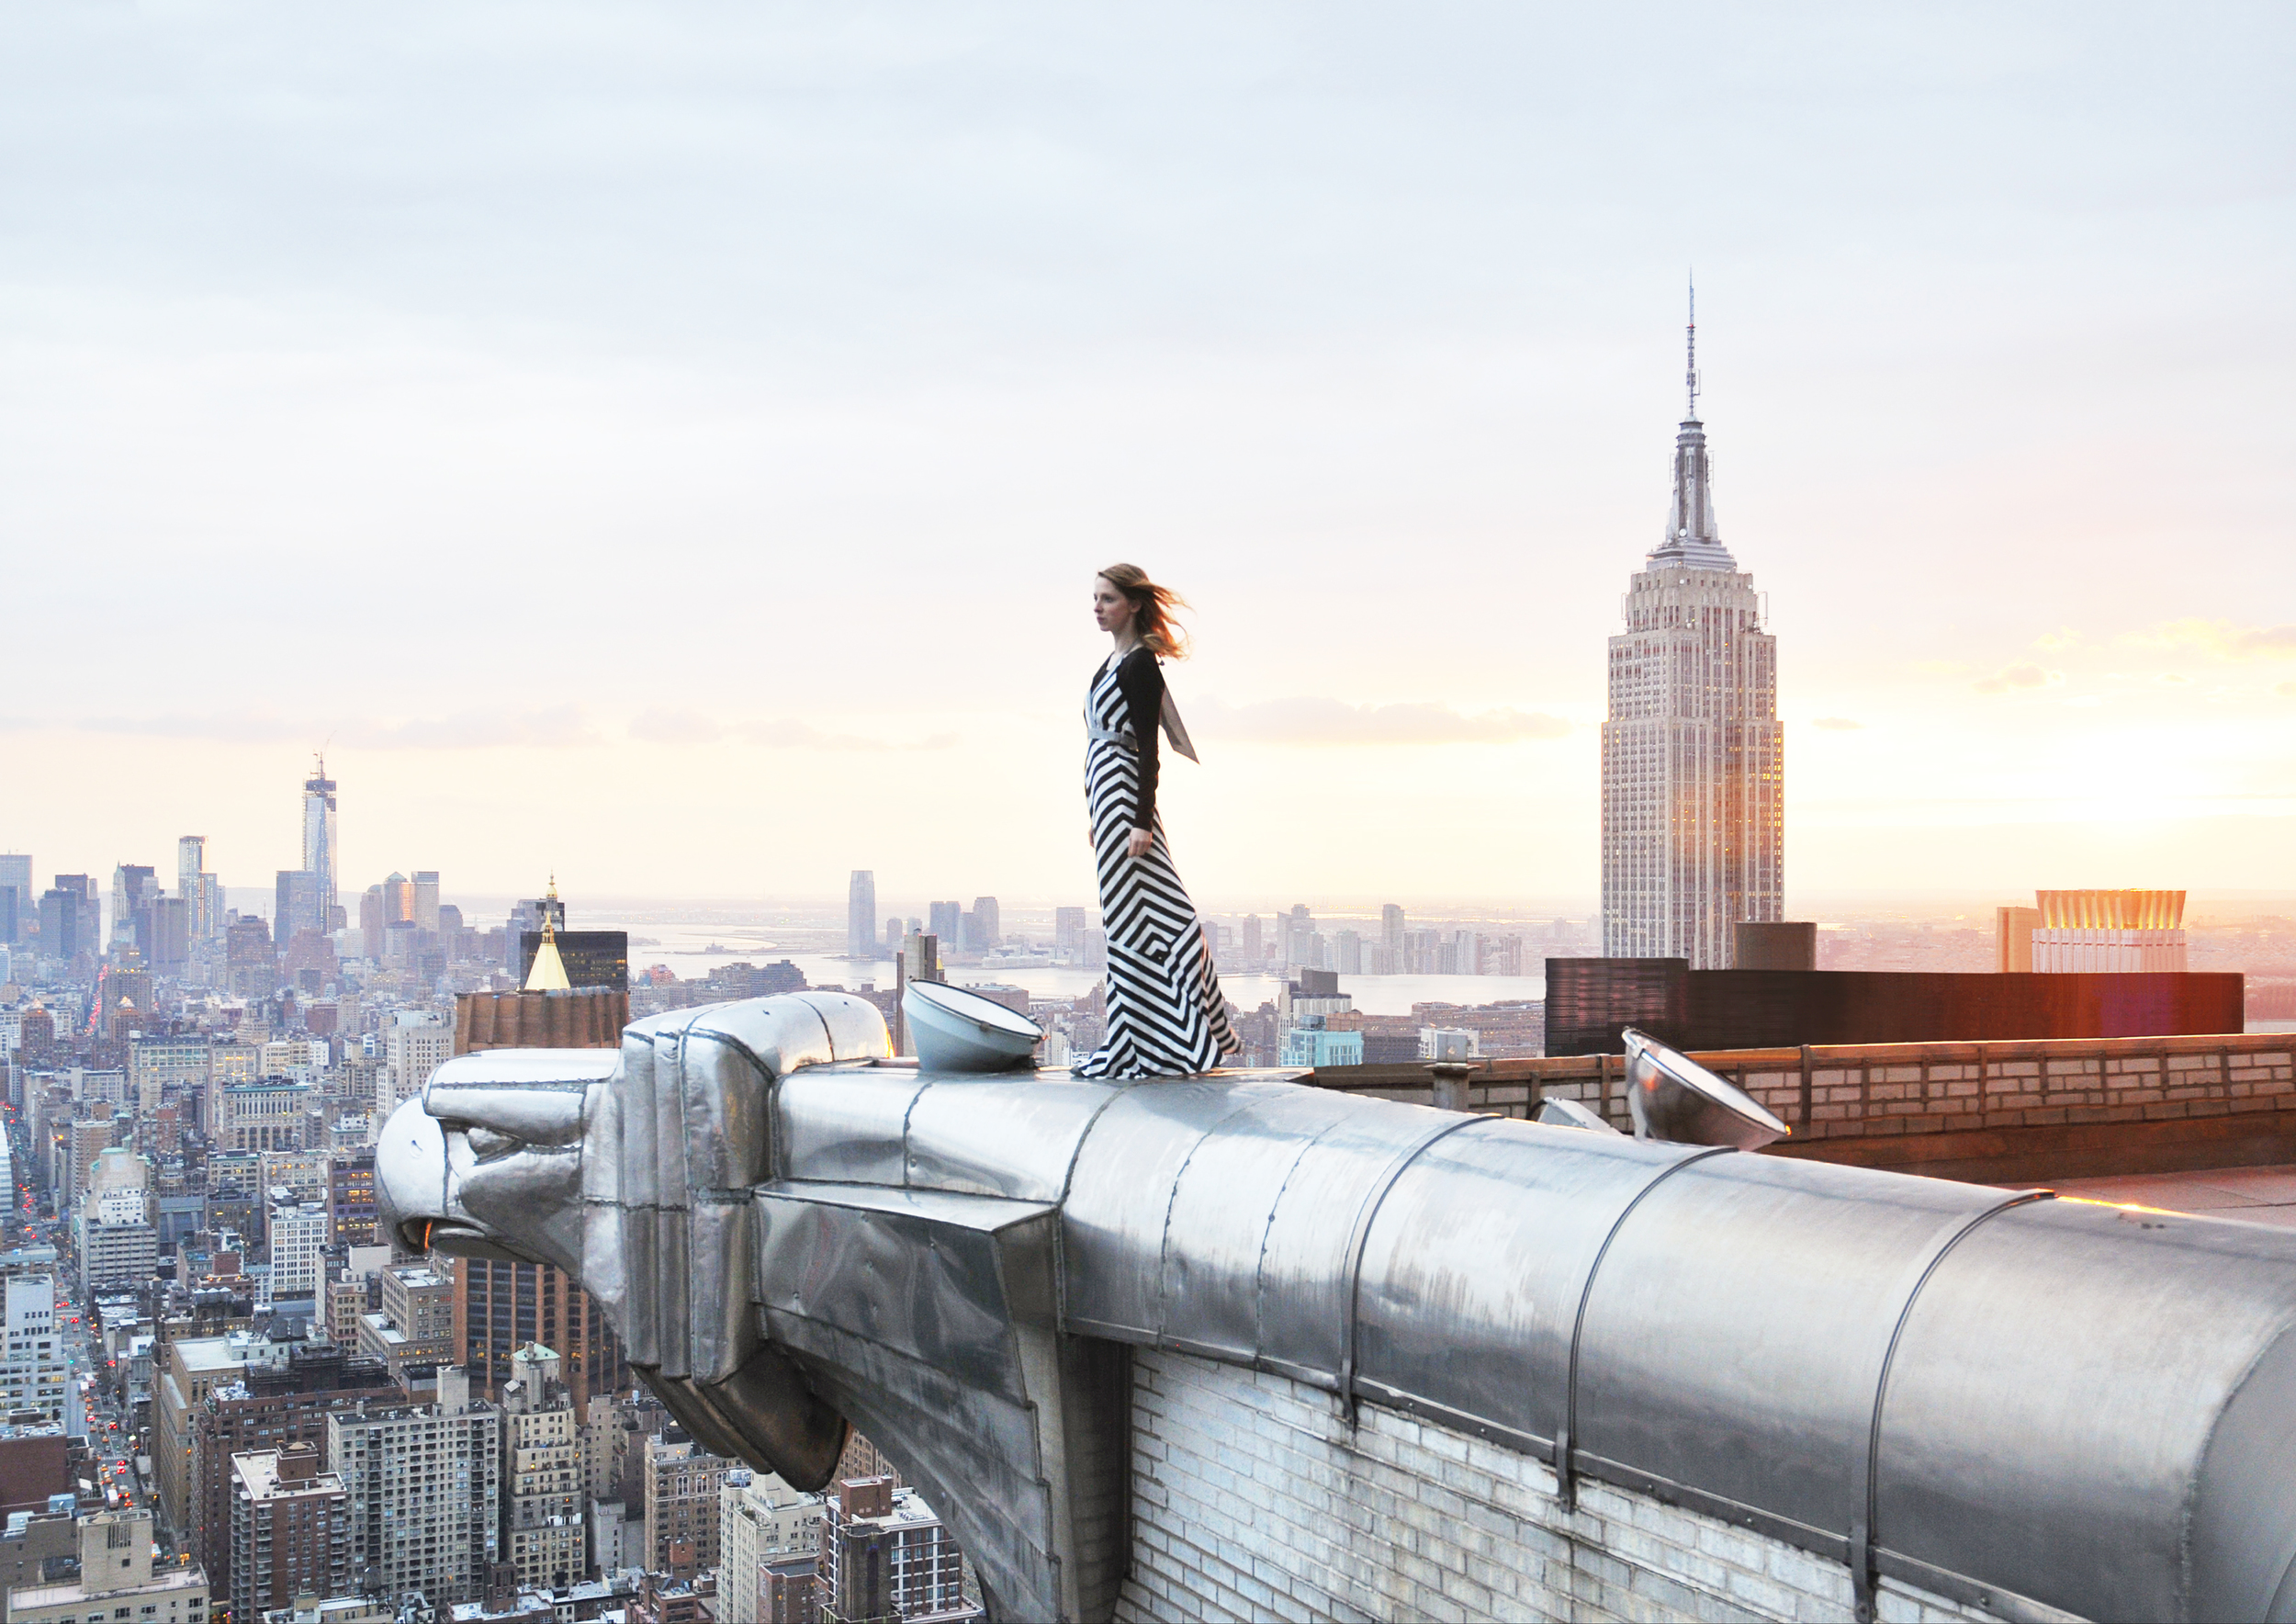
left=1074, top=647, right=1241, bottom=1079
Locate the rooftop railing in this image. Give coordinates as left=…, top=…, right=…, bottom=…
left=1307, top=1029, right=2296, bottom=1145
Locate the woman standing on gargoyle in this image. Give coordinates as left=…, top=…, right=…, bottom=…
left=1075, top=564, right=1241, bottom=1079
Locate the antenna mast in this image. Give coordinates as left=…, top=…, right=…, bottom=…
left=1685, top=276, right=1700, bottom=420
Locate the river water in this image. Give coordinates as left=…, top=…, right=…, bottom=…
left=598, top=920, right=1542, bottom=1015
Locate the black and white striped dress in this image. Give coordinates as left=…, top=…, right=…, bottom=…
left=1075, top=648, right=1240, bottom=1079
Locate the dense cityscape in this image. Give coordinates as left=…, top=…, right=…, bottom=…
left=3, top=8, right=2290, bottom=1621
left=2, top=333, right=2289, bottom=1622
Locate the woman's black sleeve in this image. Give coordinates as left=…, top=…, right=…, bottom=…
left=1119, top=649, right=1164, bottom=830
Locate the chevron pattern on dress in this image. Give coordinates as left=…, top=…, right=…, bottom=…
left=1075, top=654, right=1240, bottom=1079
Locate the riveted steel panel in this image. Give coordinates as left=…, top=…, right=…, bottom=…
left=1061, top=1079, right=1291, bottom=1338
left=776, top=1070, right=925, bottom=1186
left=1352, top=1118, right=1689, bottom=1437
left=1571, top=1150, right=2000, bottom=1542
left=1254, top=1095, right=1456, bottom=1382
left=903, top=1074, right=1120, bottom=1201
left=1879, top=1199, right=2296, bottom=1623
left=1155, top=1086, right=1366, bottom=1364
left=755, top=1181, right=1055, bottom=1404
left=616, top=1025, right=660, bottom=1211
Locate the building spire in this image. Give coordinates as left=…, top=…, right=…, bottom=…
left=1685, top=275, right=1700, bottom=422
left=1651, top=282, right=1735, bottom=570
left=523, top=874, right=570, bottom=992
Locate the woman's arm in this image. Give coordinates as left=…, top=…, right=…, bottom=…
left=1118, top=649, right=1163, bottom=851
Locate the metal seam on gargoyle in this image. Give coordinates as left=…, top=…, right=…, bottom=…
left=1252, top=1111, right=1350, bottom=1376
left=1849, top=1188, right=2056, bottom=1620
left=1154, top=1093, right=1276, bottom=1347
left=1558, top=1143, right=1735, bottom=1508
left=1336, top=1111, right=1484, bottom=1421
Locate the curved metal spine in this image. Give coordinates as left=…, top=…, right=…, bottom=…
left=1850, top=1188, right=2056, bottom=1620
left=1555, top=1143, right=1736, bottom=1507
left=1335, top=1111, right=1486, bottom=1419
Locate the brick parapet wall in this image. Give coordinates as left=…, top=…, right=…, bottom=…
left=1311, top=1032, right=2296, bottom=1142
left=1114, top=1348, right=2048, bottom=1624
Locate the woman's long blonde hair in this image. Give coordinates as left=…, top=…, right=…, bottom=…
left=1098, top=563, right=1191, bottom=660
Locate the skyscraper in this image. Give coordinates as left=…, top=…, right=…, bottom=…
left=0, top=853, right=30, bottom=945
left=1286, top=904, right=1315, bottom=969
left=1600, top=293, right=1783, bottom=968
left=274, top=870, right=321, bottom=948
left=381, top=872, right=415, bottom=931
left=109, top=864, right=156, bottom=955
left=229, top=1445, right=351, bottom=1621
left=175, top=838, right=211, bottom=939
left=39, top=875, right=97, bottom=964
left=848, top=871, right=877, bottom=958
left=326, top=1370, right=501, bottom=1604
left=505, top=894, right=567, bottom=975
left=302, top=756, right=339, bottom=921
left=500, top=1343, right=584, bottom=1591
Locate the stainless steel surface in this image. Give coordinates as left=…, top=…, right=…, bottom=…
left=1624, top=1025, right=1792, bottom=1148
left=753, top=1179, right=1127, bottom=1623
left=1533, top=1095, right=1616, bottom=1133
left=376, top=992, right=2296, bottom=1624
left=376, top=992, right=891, bottom=1492
left=903, top=979, right=1044, bottom=1072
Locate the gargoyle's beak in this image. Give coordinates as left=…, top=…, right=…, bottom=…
left=375, top=1096, right=539, bottom=1263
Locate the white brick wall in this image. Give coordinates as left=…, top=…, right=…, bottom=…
left=1114, top=1348, right=2063, bottom=1624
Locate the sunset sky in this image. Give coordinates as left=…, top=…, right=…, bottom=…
left=2, top=5, right=2290, bottom=913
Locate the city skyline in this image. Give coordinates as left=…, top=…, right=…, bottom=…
left=1, top=13, right=2288, bottom=1624
left=1, top=7, right=2289, bottom=901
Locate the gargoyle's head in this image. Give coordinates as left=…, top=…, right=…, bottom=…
left=372, top=996, right=891, bottom=1494
left=375, top=1049, right=620, bottom=1282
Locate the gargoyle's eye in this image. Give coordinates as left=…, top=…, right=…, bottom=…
left=464, top=1126, right=522, bottom=1160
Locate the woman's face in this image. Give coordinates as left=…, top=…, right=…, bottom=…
left=1093, top=576, right=1135, bottom=637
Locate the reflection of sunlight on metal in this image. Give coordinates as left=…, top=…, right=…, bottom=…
left=1534, top=1095, right=1616, bottom=1133
left=2058, top=1197, right=2189, bottom=1218
left=1622, top=1026, right=1790, bottom=1148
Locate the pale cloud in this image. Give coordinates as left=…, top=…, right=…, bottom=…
left=1811, top=716, right=1863, bottom=731
left=2279, top=681, right=2296, bottom=698
left=60, top=713, right=314, bottom=744
left=2133, top=620, right=2296, bottom=660
left=628, top=708, right=726, bottom=745
left=2, top=708, right=604, bottom=749
left=732, top=719, right=957, bottom=752
left=1192, top=697, right=1570, bottom=746
left=3, top=707, right=953, bottom=753
left=344, top=707, right=602, bottom=750
left=2033, top=628, right=2081, bottom=653
left=1973, top=663, right=2060, bottom=695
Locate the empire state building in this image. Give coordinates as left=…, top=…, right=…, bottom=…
left=1600, top=299, right=1783, bottom=966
